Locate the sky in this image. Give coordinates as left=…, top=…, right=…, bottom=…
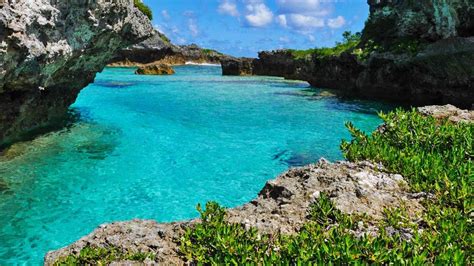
left=144, top=0, right=370, bottom=57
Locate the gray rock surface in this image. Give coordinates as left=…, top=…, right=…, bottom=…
left=418, top=104, right=474, bottom=123
left=0, top=0, right=153, bottom=147
left=109, top=30, right=232, bottom=66
left=364, top=0, right=474, bottom=46
left=45, top=160, right=424, bottom=265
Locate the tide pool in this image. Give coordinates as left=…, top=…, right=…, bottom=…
left=0, top=66, right=392, bottom=264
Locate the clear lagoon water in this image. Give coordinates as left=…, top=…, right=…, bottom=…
left=0, top=66, right=392, bottom=264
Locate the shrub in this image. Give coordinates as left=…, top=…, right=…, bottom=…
left=54, top=246, right=155, bottom=265
left=134, top=0, right=153, bottom=20
left=289, top=31, right=361, bottom=60
left=341, top=108, right=473, bottom=263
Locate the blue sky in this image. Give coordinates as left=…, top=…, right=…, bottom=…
left=143, top=0, right=369, bottom=57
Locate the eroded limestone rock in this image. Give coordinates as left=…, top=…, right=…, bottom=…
left=45, top=160, right=424, bottom=265
left=0, top=0, right=154, bottom=147
left=135, top=63, right=175, bottom=75
left=418, top=104, right=474, bottom=123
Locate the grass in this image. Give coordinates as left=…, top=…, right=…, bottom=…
left=134, top=0, right=152, bottom=20
left=54, top=246, right=155, bottom=265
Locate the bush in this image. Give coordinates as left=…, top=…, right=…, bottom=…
left=134, top=0, right=153, bottom=20
left=289, top=31, right=361, bottom=60
left=54, top=246, right=155, bottom=265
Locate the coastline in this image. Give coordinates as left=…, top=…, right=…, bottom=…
left=44, top=105, right=473, bottom=264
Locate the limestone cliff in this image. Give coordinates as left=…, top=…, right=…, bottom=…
left=109, top=30, right=232, bottom=66
left=0, top=0, right=154, bottom=147
left=363, top=0, right=474, bottom=46
left=221, top=0, right=474, bottom=108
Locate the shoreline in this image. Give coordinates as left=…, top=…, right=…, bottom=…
left=44, top=104, right=474, bottom=264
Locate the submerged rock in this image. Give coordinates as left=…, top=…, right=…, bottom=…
left=0, top=0, right=154, bottom=147
left=135, top=63, right=175, bottom=75
left=44, top=160, right=424, bottom=264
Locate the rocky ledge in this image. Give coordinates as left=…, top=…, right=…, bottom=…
left=135, top=63, right=175, bottom=75
left=221, top=0, right=474, bottom=108
left=109, top=30, right=232, bottom=67
left=0, top=0, right=154, bottom=147
left=45, top=159, right=425, bottom=265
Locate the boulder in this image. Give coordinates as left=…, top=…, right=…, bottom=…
left=135, top=63, right=175, bottom=75
left=220, top=57, right=255, bottom=75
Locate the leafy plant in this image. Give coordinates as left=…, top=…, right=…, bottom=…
left=342, top=108, right=473, bottom=264
left=54, top=246, right=155, bottom=265
left=134, top=0, right=153, bottom=20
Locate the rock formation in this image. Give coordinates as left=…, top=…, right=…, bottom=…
left=221, top=0, right=474, bottom=109
left=0, top=0, right=154, bottom=147
left=135, top=63, right=175, bottom=75
left=45, top=159, right=425, bottom=264
left=109, top=30, right=232, bottom=66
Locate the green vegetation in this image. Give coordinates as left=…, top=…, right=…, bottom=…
left=289, top=31, right=427, bottom=61
left=341, top=108, right=473, bottom=263
left=160, top=34, right=171, bottom=45
left=134, top=0, right=153, bottom=20
left=180, top=109, right=472, bottom=264
left=289, top=31, right=361, bottom=59
left=202, top=48, right=223, bottom=56
left=54, top=246, right=155, bottom=265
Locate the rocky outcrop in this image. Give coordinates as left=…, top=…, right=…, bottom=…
left=220, top=57, right=255, bottom=75
left=45, top=159, right=424, bottom=264
left=108, top=30, right=176, bottom=66
left=135, top=63, right=175, bottom=75
left=222, top=1, right=474, bottom=109
left=363, top=0, right=474, bottom=46
left=109, top=30, right=232, bottom=66
left=0, top=0, right=154, bottom=147
left=418, top=104, right=474, bottom=123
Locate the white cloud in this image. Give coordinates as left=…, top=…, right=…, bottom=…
left=161, top=10, right=170, bottom=20
left=277, top=0, right=329, bottom=16
left=244, top=2, right=273, bottom=27
left=279, top=36, right=290, bottom=43
left=288, top=14, right=325, bottom=28
left=327, top=16, right=346, bottom=29
left=275, top=0, right=333, bottom=32
left=188, top=19, right=199, bottom=37
left=218, top=0, right=239, bottom=17
left=277, top=14, right=325, bottom=32
left=276, top=14, right=287, bottom=27
left=176, top=37, right=187, bottom=45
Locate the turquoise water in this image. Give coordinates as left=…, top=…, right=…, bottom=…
left=0, top=66, right=392, bottom=264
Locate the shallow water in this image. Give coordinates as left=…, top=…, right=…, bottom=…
left=0, top=66, right=392, bottom=264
